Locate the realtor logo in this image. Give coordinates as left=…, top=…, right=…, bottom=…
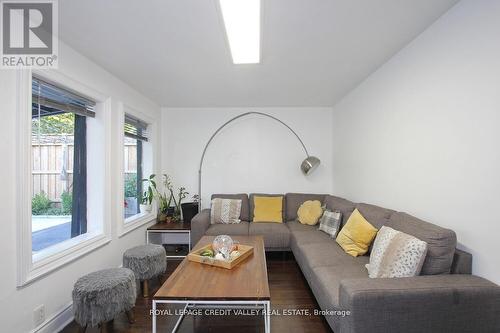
left=1, top=0, right=58, bottom=68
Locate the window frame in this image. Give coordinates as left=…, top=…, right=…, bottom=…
left=16, top=69, right=112, bottom=287
left=117, top=102, right=157, bottom=237
left=123, top=116, right=145, bottom=218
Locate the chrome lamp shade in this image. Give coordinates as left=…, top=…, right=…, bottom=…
left=301, top=156, right=320, bottom=175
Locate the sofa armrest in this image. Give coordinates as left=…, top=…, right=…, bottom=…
left=339, top=275, right=500, bottom=333
left=451, top=248, right=473, bottom=274
left=190, top=209, right=211, bottom=246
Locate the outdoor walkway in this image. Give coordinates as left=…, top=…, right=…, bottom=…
left=32, top=216, right=71, bottom=252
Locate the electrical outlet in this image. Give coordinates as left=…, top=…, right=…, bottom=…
left=33, top=304, right=45, bottom=327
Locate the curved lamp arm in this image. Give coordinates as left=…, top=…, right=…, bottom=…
left=198, top=112, right=320, bottom=210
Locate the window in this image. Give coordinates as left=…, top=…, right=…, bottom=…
left=16, top=71, right=111, bottom=286
left=123, top=114, right=149, bottom=220
left=31, top=76, right=95, bottom=254
left=118, top=106, right=155, bottom=237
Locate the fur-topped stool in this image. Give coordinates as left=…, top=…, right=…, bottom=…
left=72, top=268, right=136, bottom=332
left=123, top=244, right=166, bottom=297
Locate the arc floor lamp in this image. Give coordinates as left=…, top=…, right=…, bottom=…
left=198, top=112, right=321, bottom=210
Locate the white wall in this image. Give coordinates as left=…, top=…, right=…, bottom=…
left=331, top=0, right=500, bottom=284
left=162, top=108, right=333, bottom=208
left=0, top=42, right=160, bottom=332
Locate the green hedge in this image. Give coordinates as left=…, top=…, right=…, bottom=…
left=32, top=191, right=72, bottom=216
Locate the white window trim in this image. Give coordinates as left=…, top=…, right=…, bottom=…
left=16, top=69, right=112, bottom=287
left=117, top=102, right=158, bottom=237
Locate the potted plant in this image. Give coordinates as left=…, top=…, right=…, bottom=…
left=154, top=174, right=175, bottom=222
left=145, top=173, right=190, bottom=223
left=171, top=187, right=188, bottom=221
left=140, top=174, right=155, bottom=213
left=181, top=194, right=199, bottom=224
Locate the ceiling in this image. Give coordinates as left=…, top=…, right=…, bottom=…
left=59, top=0, right=459, bottom=107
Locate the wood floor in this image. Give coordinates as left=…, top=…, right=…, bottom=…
left=61, top=252, right=332, bottom=333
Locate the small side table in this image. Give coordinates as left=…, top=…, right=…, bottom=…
left=146, top=221, right=191, bottom=260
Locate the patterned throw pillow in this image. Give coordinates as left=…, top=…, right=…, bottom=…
left=210, top=198, right=242, bottom=224
left=318, top=210, right=342, bottom=238
left=367, top=226, right=428, bottom=278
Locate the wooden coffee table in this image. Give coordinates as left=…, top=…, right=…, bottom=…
left=152, top=235, right=271, bottom=332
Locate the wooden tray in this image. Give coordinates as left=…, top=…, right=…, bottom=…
left=187, top=243, right=253, bottom=269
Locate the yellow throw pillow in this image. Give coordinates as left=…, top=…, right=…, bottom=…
left=297, top=200, right=323, bottom=225
left=336, top=209, right=378, bottom=257
left=253, top=196, right=283, bottom=223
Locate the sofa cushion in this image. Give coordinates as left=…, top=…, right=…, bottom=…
left=285, top=193, right=326, bottom=221
left=312, top=263, right=369, bottom=308
left=388, top=212, right=457, bottom=275
left=355, top=203, right=394, bottom=230
left=286, top=220, right=315, bottom=233
left=249, top=193, right=285, bottom=222
left=290, top=228, right=333, bottom=246
left=249, top=222, right=290, bottom=248
left=205, top=221, right=250, bottom=236
left=211, top=194, right=249, bottom=221
left=298, top=241, right=363, bottom=269
left=323, top=195, right=356, bottom=226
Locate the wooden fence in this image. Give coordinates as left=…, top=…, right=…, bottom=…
left=32, top=142, right=137, bottom=201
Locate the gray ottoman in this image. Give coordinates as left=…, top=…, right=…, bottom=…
left=123, top=244, right=166, bottom=297
left=72, top=268, right=136, bottom=332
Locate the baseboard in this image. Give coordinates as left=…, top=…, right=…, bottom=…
left=31, top=301, right=73, bottom=333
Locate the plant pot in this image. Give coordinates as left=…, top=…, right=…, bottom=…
left=181, top=202, right=199, bottom=224
left=166, top=206, right=175, bottom=217
left=124, top=197, right=137, bottom=216
left=140, top=204, right=151, bottom=214
left=158, top=207, right=176, bottom=223
left=157, top=211, right=167, bottom=222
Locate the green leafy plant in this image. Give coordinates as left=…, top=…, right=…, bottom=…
left=141, top=174, right=156, bottom=205
left=45, top=207, right=63, bottom=215
left=172, top=187, right=189, bottom=218
left=144, top=174, right=189, bottom=221
left=32, top=113, right=75, bottom=135
left=32, top=192, right=52, bottom=215
left=124, top=173, right=138, bottom=198
left=61, top=191, right=72, bottom=215
left=155, top=174, right=174, bottom=214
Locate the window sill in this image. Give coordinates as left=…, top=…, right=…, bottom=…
left=119, top=211, right=157, bottom=237
left=20, top=231, right=111, bottom=287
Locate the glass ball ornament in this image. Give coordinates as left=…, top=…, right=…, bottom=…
left=212, top=235, right=234, bottom=260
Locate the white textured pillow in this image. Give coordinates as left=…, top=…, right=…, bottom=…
left=210, top=198, right=242, bottom=224
left=366, top=226, right=428, bottom=278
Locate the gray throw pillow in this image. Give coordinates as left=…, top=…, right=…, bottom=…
left=318, top=210, right=342, bottom=238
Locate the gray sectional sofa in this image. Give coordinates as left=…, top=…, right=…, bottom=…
left=191, top=193, right=500, bottom=333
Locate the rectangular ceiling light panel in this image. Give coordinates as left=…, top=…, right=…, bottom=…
left=219, top=0, right=261, bottom=64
